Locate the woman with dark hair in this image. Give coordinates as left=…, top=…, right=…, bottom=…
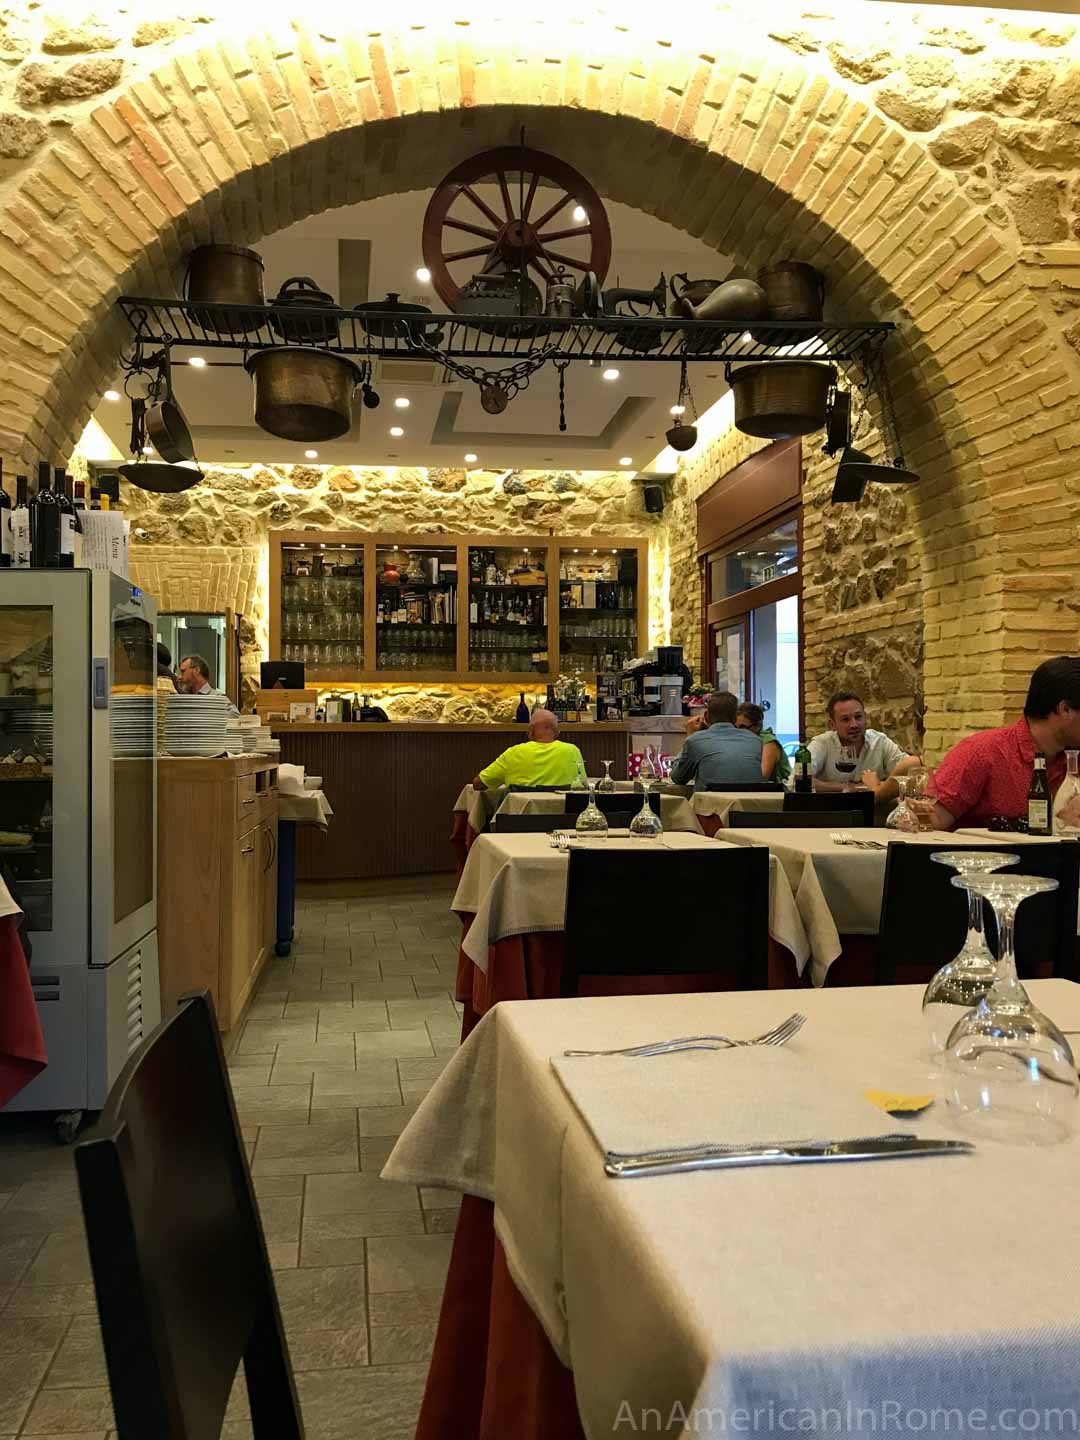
left=735, top=702, right=791, bottom=784
left=156, top=642, right=178, bottom=691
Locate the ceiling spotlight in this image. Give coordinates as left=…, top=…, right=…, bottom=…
left=142, top=444, right=153, bottom=454
left=188, top=356, right=207, bottom=368
left=669, top=403, right=685, bottom=416
left=573, top=204, right=587, bottom=223
left=602, top=368, right=620, bottom=381
left=104, top=389, right=121, bottom=402
left=416, top=267, right=431, bottom=284
left=389, top=425, right=404, bottom=437
left=464, top=452, right=478, bottom=463
left=619, top=456, right=633, bottom=466
left=741, top=332, right=753, bottom=345
left=394, top=397, right=410, bottom=409
left=304, top=449, right=318, bottom=459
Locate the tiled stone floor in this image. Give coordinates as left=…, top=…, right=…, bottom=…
left=0, top=875, right=462, bottom=1438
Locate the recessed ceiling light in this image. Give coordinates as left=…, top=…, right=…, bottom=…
left=464, top=452, right=478, bottom=463
left=104, top=389, right=121, bottom=402
left=142, top=444, right=153, bottom=454
left=416, top=267, right=431, bottom=284
left=394, top=397, right=410, bottom=409
left=619, top=456, right=633, bottom=466
left=188, top=356, right=206, bottom=368
left=389, top=425, right=404, bottom=437
left=670, top=404, right=685, bottom=416
left=741, top=334, right=752, bottom=345
left=573, top=204, right=587, bottom=223
left=602, top=368, right=620, bottom=381
left=305, top=449, right=318, bottom=459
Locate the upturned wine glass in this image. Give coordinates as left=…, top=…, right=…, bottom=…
left=597, top=759, right=616, bottom=794
left=943, top=872, right=1078, bottom=1145
left=629, top=779, right=663, bottom=839
left=575, top=782, right=609, bottom=839
left=921, top=850, right=1020, bottom=1056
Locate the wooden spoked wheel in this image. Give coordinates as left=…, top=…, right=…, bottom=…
left=421, top=146, right=612, bottom=311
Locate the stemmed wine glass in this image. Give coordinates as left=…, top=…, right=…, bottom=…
left=943, top=872, right=1078, bottom=1145
left=921, top=850, right=1020, bottom=1057
left=835, top=743, right=860, bottom=791
left=571, top=757, right=588, bottom=792
left=597, top=760, right=616, bottom=794
left=887, top=775, right=919, bottom=832
left=629, top=778, right=663, bottom=839
left=575, top=782, right=609, bottom=839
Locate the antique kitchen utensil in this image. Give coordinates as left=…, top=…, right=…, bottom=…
left=729, top=360, right=836, bottom=439
left=246, top=347, right=363, bottom=442
left=822, top=387, right=852, bottom=456
left=673, top=276, right=768, bottom=325
left=268, top=275, right=340, bottom=344
left=144, top=347, right=195, bottom=464
left=545, top=267, right=576, bottom=319
left=184, top=243, right=265, bottom=334
left=355, top=293, right=444, bottom=342
left=601, top=274, right=667, bottom=352
left=118, top=460, right=203, bottom=494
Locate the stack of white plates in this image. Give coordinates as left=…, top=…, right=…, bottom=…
left=225, top=716, right=260, bottom=754
left=110, top=694, right=155, bottom=758
left=160, top=693, right=230, bottom=757
left=253, top=725, right=279, bottom=754
left=10, top=708, right=54, bottom=759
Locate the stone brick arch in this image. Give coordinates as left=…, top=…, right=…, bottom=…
left=1, top=18, right=1076, bottom=747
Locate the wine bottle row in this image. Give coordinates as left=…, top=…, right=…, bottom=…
left=0, top=462, right=118, bottom=570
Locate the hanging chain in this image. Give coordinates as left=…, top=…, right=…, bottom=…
left=403, top=322, right=567, bottom=402
left=677, top=359, right=699, bottom=422
left=555, top=359, right=569, bottom=432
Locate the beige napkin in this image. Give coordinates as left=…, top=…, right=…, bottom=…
left=551, top=1046, right=899, bottom=1159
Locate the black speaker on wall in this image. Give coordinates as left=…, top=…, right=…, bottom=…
left=642, top=485, right=665, bottom=514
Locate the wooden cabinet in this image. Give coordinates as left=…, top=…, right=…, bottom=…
left=158, top=756, right=279, bottom=1031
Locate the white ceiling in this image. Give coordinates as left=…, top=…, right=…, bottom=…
left=92, top=188, right=732, bottom=472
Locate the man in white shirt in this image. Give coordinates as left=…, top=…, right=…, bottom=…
left=809, top=691, right=919, bottom=800
left=179, top=653, right=239, bottom=717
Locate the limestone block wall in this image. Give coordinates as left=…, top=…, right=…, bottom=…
left=124, top=461, right=660, bottom=715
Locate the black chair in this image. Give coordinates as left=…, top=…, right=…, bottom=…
left=493, top=812, right=572, bottom=832
left=728, top=809, right=865, bottom=830
left=875, top=840, right=1080, bottom=984
left=783, top=790, right=874, bottom=826
left=561, top=847, right=770, bottom=996
left=565, top=790, right=660, bottom=819
left=74, top=992, right=302, bottom=1440
left=702, top=782, right=784, bottom=793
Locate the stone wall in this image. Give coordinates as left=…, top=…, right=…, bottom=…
left=124, top=461, right=660, bottom=715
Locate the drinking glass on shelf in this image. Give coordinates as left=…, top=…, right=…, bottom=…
left=629, top=779, right=663, bottom=839
left=597, top=760, right=616, bottom=793
left=575, top=783, right=609, bottom=839
left=835, top=744, right=860, bottom=791
left=921, top=850, right=1020, bottom=1057
left=943, top=873, right=1077, bottom=1145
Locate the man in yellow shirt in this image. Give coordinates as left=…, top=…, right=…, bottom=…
left=471, top=709, right=585, bottom=791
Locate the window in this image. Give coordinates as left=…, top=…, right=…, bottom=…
left=707, top=516, right=799, bottom=605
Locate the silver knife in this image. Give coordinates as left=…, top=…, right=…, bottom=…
left=604, top=1136, right=973, bottom=1178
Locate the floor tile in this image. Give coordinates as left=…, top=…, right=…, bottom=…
left=0, top=1349, right=53, bottom=1434
left=386, top=998, right=459, bottom=1030
left=0, top=1315, right=67, bottom=1353
left=232, top=1086, right=311, bottom=1126
left=22, top=1231, right=92, bottom=1289
left=22, top=1383, right=114, bottom=1434
left=368, top=1290, right=444, bottom=1327
left=356, top=1106, right=418, bottom=1139
left=369, top=1321, right=437, bottom=1367
left=5, top=1281, right=99, bottom=1318
left=286, top=1328, right=368, bottom=1372
left=350, top=978, right=420, bottom=1001
left=274, top=1040, right=357, bottom=1066
left=45, top=1316, right=107, bottom=1389
left=359, top=1140, right=396, bottom=1171
left=269, top=1242, right=300, bottom=1270
left=304, top=1174, right=420, bottom=1218
left=255, top=1194, right=303, bottom=1244
left=312, top=1069, right=401, bottom=1108
left=238, top=1018, right=318, bottom=1050
left=424, top=1209, right=459, bottom=1234
left=367, top=1233, right=454, bottom=1293
left=269, top=1061, right=357, bottom=1086
left=294, top=1365, right=428, bottom=1440
left=252, top=1173, right=305, bottom=1199
left=273, top=1265, right=367, bottom=1332
left=352, top=1030, right=433, bottom=1060
left=315, top=1003, right=391, bottom=1035
left=397, top=1056, right=450, bottom=1087
left=253, top=1123, right=359, bottom=1176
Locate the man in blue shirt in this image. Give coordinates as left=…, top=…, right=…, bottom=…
left=670, top=691, right=764, bottom=791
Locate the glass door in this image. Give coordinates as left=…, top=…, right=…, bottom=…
left=712, top=618, right=748, bottom=695
left=279, top=540, right=364, bottom=682
left=750, top=595, right=800, bottom=748
left=375, top=543, right=458, bottom=675
left=469, top=544, right=547, bottom=678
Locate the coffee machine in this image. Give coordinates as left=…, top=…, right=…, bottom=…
left=625, top=646, right=689, bottom=716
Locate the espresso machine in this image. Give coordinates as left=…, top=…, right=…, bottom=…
left=624, top=646, right=689, bottom=717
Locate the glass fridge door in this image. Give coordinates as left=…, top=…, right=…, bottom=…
left=0, top=572, right=90, bottom=969
left=91, top=573, right=156, bottom=965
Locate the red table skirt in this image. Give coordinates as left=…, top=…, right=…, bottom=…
left=0, top=915, right=46, bottom=1108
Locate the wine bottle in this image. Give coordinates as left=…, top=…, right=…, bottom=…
left=0, top=460, right=10, bottom=568
left=54, top=467, right=74, bottom=569
left=793, top=739, right=814, bottom=794
left=30, top=462, right=61, bottom=568
left=1027, top=752, right=1052, bottom=836
left=515, top=691, right=529, bottom=723
left=11, top=476, right=30, bottom=567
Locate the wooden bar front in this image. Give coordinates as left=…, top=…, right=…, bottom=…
left=272, top=723, right=630, bottom=881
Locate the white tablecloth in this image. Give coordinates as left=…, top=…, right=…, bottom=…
left=454, top=781, right=695, bottom=836
left=0, top=872, right=18, bottom=920
left=689, top=790, right=786, bottom=824
left=497, top=789, right=701, bottom=834
left=278, top=788, right=333, bottom=827
left=385, top=980, right=1080, bottom=1439
left=452, top=831, right=809, bottom=975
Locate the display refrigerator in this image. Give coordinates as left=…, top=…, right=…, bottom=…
left=0, top=570, right=160, bottom=1140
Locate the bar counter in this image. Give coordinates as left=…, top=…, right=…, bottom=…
left=271, top=722, right=630, bottom=882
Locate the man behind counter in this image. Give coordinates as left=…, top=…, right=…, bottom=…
left=471, top=708, right=584, bottom=791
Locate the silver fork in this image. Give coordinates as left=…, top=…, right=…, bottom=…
left=563, top=1012, right=806, bottom=1058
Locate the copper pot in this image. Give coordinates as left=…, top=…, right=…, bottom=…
left=246, top=347, right=362, bottom=442
left=185, top=244, right=265, bottom=335
left=731, top=361, right=835, bottom=439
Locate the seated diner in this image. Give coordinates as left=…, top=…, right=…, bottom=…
left=470, top=707, right=585, bottom=791
left=670, top=690, right=765, bottom=790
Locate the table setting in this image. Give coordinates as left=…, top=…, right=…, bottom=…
left=386, top=974, right=1080, bottom=1440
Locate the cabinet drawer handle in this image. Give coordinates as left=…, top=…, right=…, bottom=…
left=242, top=797, right=256, bottom=806
left=241, top=845, right=256, bottom=854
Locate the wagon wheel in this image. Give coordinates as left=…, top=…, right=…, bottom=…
left=422, top=146, right=612, bottom=312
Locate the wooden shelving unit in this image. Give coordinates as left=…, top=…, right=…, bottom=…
left=268, top=530, right=649, bottom=687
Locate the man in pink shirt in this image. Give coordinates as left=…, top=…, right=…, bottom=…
left=927, top=656, right=1080, bottom=830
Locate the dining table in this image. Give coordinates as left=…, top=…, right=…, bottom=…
left=451, top=830, right=810, bottom=1028
left=385, top=978, right=1080, bottom=1440
left=0, top=872, right=47, bottom=1108
left=687, top=788, right=786, bottom=835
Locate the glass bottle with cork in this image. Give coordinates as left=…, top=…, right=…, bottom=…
left=1027, top=752, right=1052, bottom=836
